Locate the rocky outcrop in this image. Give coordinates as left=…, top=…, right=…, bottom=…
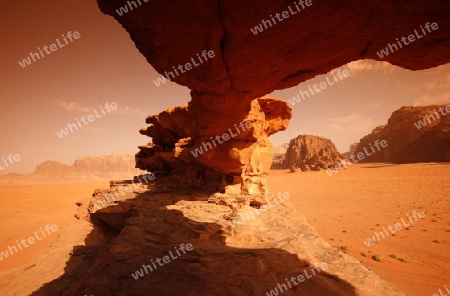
left=97, top=0, right=450, bottom=108
left=16, top=182, right=404, bottom=296
left=282, top=135, right=341, bottom=172
left=96, top=0, right=449, bottom=191
left=355, top=104, right=450, bottom=163
left=136, top=97, right=291, bottom=195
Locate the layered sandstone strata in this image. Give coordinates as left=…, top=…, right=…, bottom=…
left=136, top=97, right=291, bottom=195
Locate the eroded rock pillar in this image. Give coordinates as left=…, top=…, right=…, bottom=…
left=136, top=97, right=291, bottom=195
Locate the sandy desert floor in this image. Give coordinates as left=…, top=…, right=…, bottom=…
left=0, top=181, right=108, bottom=291
left=0, top=163, right=449, bottom=295
left=269, top=163, right=450, bottom=296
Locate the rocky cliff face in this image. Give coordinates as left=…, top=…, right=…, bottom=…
left=72, top=154, right=138, bottom=175
left=35, top=154, right=141, bottom=177
left=355, top=104, right=450, bottom=163
left=282, top=135, right=341, bottom=172
left=34, top=160, right=72, bottom=176
left=273, top=143, right=290, bottom=157
left=136, top=98, right=291, bottom=195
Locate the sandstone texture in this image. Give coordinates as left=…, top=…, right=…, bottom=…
left=136, top=97, right=291, bottom=195
left=12, top=181, right=404, bottom=296
left=355, top=104, right=450, bottom=163
left=281, top=135, right=341, bottom=172
left=96, top=0, right=450, bottom=192
left=97, top=0, right=450, bottom=108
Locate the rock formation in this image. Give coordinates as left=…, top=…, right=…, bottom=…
left=136, top=98, right=291, bottom=195
left=355, top=105, right=450, bottom=163
left=72, top=154, right=138, bottom=175
left=349, top=142, right=359, bottom=155
left=0, top=154, right=143, bottom=184
left=6, top=183, right=404, bottom=296
left=97, top=0, right=450, bottom=103
left=340, top=142, right=360, bottom=159
left=96, top=0, right=450, bottom=191
left=273, top=143, right=290, bottom=157
left=54, top=3, right=450, bottom=295
left=271, top=143, right=289, bottom=169
left=34, top=160, right=72, bottom=177
left=282, top=135, right=341, bottom=172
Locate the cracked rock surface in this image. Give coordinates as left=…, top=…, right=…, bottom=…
left=26, top=181, right=405, bottom=296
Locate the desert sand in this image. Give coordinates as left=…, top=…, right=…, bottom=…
left=269, top=163, right=450, bottom=296
left=0, top=182, right=108, bottom=291
left=0, top=163, right=449, bottom=295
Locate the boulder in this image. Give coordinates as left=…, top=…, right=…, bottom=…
left=283, top=135, right=341, bottom=171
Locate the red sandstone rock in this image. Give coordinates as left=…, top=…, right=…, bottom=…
left=96, top=0, right=450, bottom=191
left=136, top=97, right=291, bottom=195
left=283, top=135, right=341, bottom=172
left=355, top=104, right=450, bottom=163
left=97, top=0, right=450, bottom=119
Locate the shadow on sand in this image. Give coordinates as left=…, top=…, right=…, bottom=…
left=30, top=185, right=357, bottom=296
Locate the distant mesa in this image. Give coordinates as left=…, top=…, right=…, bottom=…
left=355, top=104, right=450, bottom=163
left=34, top=160, right=71, bottom=176
left=273, top=142, right=289, bottom=157
left=272, top=135, right=341, bottom=172
left=340, top=142, right=359, bottom=159
left=0, top=153, right=144, bottom=184
left=271, top=143, right=289, bottom=169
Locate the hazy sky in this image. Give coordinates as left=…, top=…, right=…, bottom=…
left=1, top=0, right=449, bottom=174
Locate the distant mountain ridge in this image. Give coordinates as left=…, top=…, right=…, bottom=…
left=0, top=153, right=145, bottom=184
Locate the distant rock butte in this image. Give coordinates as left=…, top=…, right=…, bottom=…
left=279, top=135, right=341, bottom=172
left=273, top=143, right=289, bottom=157
left=355, top=104, right=450, bottom=163
left=271, top=143, right=289, bottom=169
